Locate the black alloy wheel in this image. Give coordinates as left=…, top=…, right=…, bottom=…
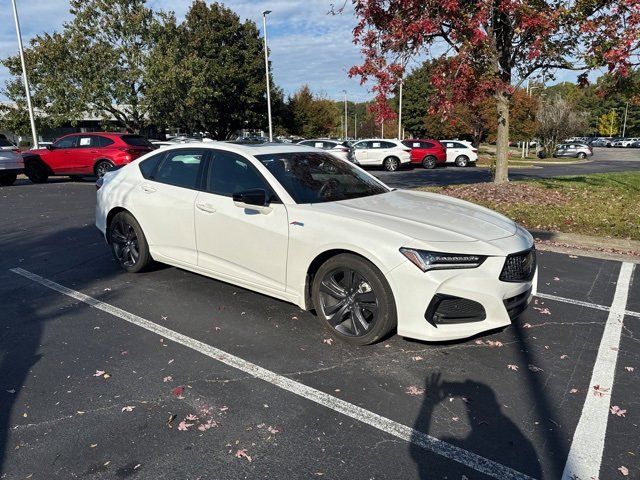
left=95, top=160, right=113, bottom=178
left=108, top=212, right=151, bottom=273
left=312, top=254, right=397, bottom=345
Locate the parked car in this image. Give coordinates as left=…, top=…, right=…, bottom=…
left=590, top=138, right=612, bottom=147
left=22, top=132, right=154, bottom=183
left=632, top=140, right=640, bottom=148
left=401, top=139, right=447, bottom=169
left=297, top=139, right=354, bottom=163
left=440, top=140, right=478, bottom=167
left=0, top=134, right=24, bottom=186
left=553, top=143, right=593, bottom=158
left=96, top=143, right=536, bottom=345
left=350, top=139, right=411, bottom=171
left=612, top=138, right=640, bottom=147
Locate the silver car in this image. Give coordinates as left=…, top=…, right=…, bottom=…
left=0, top=135, right=24, bottom=186
left=553, top=143, right=593, bottom=159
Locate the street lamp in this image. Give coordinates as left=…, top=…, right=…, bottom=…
left=262, top=10, right=273, bottom=142
left=10, top=0, right=39, bottom=148
left=342, top=90, right=348, bottom=140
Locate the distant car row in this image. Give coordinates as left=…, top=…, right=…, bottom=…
left=0, top=132, right=479, bottom=186
left=567, top=136, right=640, bottom=148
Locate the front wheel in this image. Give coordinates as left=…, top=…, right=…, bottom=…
left=25, top=161, right=49, bottom=183
left=312, top=254, right=397, bottom=345
left=422, top=156, right=437, bottom=169
left=454, top=155, right=469, bottom=167
left=0, top=172, right=17, bottom=186
left=577, top=152, right=587, bottom=159
left=108, top=211, right=151, bottom=273
left=94, top=160, right=114, bottom=178
left=383, top=157, right=400, bottom=172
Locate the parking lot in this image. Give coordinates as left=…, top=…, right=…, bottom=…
left=1, top=180, right=639, bottom=480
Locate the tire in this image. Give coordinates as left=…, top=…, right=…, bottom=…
left=422, top=155, right=437, bottom=169
left=312, top=253, right=397, bottom=346
left=25, top=161, right=49, bottom=183
left=0, top=172, right=17, bottom=186
left=108, top=211, right=152, bottom=273
left=454, top=155, right=469, bottom=167
left=383, top=157, right=400, bottom=172
left=577, top=152, right=586, bottom=159
left=94, top=160, right=114, bottom=178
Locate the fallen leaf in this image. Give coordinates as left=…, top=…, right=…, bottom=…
left=198, top=419, right=218, bottom=431
left=523, top=323, right=532, bottom=329
left=487, top=340, right=503, bottom=348
left=451, top=416, right=459, bottom=422
left=235, top=448, right=252, bottom=462
left=177, top=421, right=194, bottom=431
left=569, top=255, right=578, bottom=259
left=610, top=406, right=627, bottom=417
left=121, top=406, right=135, bottom=412
left=161, top=315, right=168, bottom=320
left=185, top=414, right=198, bottom=421
left=618, top=466, right=629, bottom=476
left=6, top=389, right=16, bottom=394
left=102, top=373, right=111, bottom=379
left=553, top=277, right=560, bottom=281
left=507, top=364, right=519, bottom=371
left=163, top=376, right=173, bottom=383
left=593, top=385, right=610, bottom=397
left=412, top=356, right=423, bottom=361
left=291, top=316, right=298, bottom=320
left=323, top=338, right=334, bottom=345
left=267, top=426, right=280, bottom=434
left=168, top=359, right=174, bottom=364
left=93, top=370, right=106, bottom=377
left=624, top=366, right=634, bottom=372
left=569, top=388, right=578, bottom=394
left=166, top=414, right=177, bottom=427
left=219, top=406, right=229, bottom=412
left=90, top=444, right=98, bottom=448
left=474, top=340, right=484, bottom=345
left=533, top=307, right=551, bottom=315
left=405, top=385, right=425, bottom=396
left=560, top=354, right=568, bottom=359
left=528, top=364, right=544, bottom=372
left=171, top=386, right=185, bottom=397
left=134, top=464, right=141, bottom=470
left=103, top=287, right=111, bottom=292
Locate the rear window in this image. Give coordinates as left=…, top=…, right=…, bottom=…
left=139, top=152, right=163, bottom=179
left=92, top=136, right=114, bottom=148
left=122, top=135, right=152, bottom=147
left=0, top=137, right=14, bottom=147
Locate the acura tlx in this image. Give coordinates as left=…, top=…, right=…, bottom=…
left=95, top=143, right=537, bottom=346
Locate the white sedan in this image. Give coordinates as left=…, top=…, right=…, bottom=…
left=441, top=140, right=478, bottom=167
left=351, top=139, right=411, bottom=171
left=96, top=143, right=536, bottom=345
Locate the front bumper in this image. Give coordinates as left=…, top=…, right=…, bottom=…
left=387, top=254, right=536, bottom=342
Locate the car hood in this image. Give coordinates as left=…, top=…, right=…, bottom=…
left=322, top=189, right=517, bottom=242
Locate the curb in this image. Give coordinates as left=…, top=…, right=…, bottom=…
left=529, top=229, right=640, bottom=263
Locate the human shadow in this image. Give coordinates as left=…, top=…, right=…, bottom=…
left=410, top=373, right=542, bottom=479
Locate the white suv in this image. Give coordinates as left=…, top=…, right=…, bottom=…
left=0, top=135, right=23, bottom=186
left=441, top=140, right=478, bottom=167
left=351, top=139, right=411, bottom=171
left=297, top=139, right=354, bottom=163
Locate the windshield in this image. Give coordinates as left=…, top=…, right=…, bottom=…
left=255, top=152, right=390, bottom=204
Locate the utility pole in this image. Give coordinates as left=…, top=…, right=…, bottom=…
left=354, top=113, right=357, bottom=140
left=11, top=0, right=39, bottom=148
left=397, top=77, right=403, bottom=140
left=622, top=102, right=629, bottom=138
left=343, top=90, right=348, bottom=140
left=262, top=10, right=273, bottom=142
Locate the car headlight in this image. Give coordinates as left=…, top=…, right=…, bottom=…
left=400, top=248, right=486, bottom=272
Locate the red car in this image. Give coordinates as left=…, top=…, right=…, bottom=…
left=402, top=139, right=447, bottom=169
left=24, top=132, right=153, bottom=183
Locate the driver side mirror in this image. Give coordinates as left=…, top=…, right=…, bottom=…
left=46, top=144, right=55, bottom=150
left=232, top=189, right=272, bottom=214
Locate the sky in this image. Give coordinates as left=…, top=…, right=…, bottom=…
left=0, top=0, right=597, bottom=104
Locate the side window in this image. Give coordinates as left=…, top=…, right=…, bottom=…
left=78, top=136, right=93, bottom=148
left=452, top=142, right=467, bottom=149
left=381, top=141, right=396, bottom=149
left=54, top=136, right=77, bottom=149
left=154, top=149, right=204, bottom=189
left=322, top=142, right=335, bottom=150
left=354, top=141, right=369, bottom=149
left=207, top=150, right=271, bottom=198
left=92, top=136, right=114, bottom=148
left=422, top=142, right=434, bottom=149
left=139, top=152, right=164, bottom=179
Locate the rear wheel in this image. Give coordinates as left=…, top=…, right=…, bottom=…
left=108, top=211, right=151, bottom=273
left=383, top=157, right=399, bottom=172
left=422, top=155, right=437, bottom=169
left=454, top=155, right=469, bottom=167
left=312, top=254, right=397, bottom=345
left=25, top=161, right=49, bottom=183
left=94, top=160, right=114, bottom=178
left=577, top=152, right=587, bottom=159
left=0, top=172, right=17, bottom=186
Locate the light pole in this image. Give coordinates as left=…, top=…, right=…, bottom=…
left=622, top=102, right=629, bottom=138
left=11, top=0, right=38, bottom=148
left=342, top=90, right=348, bottom=140
left=397, top=77, right=403, bottom=140
left=262, top=10, right=273, bottom=142
left=354, top=113, right=357, bottom=140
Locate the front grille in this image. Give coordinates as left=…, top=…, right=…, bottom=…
left=500, top=247, right=536, bottom=282
left=425, top=295, right=486, bottom=327
left=504, top=288, right=532, bottom=319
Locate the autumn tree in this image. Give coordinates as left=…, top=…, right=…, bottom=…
left=349, top=0, right=639, bottom=183
left=536, top=95, right=588, bottom=153
left=598, top=110, right=620, bottom=137
left=288, top=85, right=339, bottom=138
left=2, top=0, right=161, bottom=133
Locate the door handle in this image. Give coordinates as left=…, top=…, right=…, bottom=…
left=196, top=202, right=216, bottom=214
left=140, top=185, right=156, bottom=193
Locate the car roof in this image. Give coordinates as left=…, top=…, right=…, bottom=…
left=155, top=141, right=320, bottom=157
left=402, top=139, right=441, bottom=143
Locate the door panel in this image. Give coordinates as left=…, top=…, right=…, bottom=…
left=48, top=136, right=78, bottom=172
left=195, top=150, right=289, bottom=291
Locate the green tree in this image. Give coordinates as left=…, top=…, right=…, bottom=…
left=288, top=85, right=338, bottom=137
left=1, top=0, right=160, bottom=133
left=145, top=1, right=268, bottom=139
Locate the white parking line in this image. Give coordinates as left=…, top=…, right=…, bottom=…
left=10, top=267, right=534, bottom=480
left=536, top=292, right=640, bottom=319
left=561, top=262, right=635, bottom=480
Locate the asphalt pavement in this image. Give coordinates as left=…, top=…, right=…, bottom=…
left=0, top=178, right=639, bottom=480
left=373, top=146, right=640, bottom=188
